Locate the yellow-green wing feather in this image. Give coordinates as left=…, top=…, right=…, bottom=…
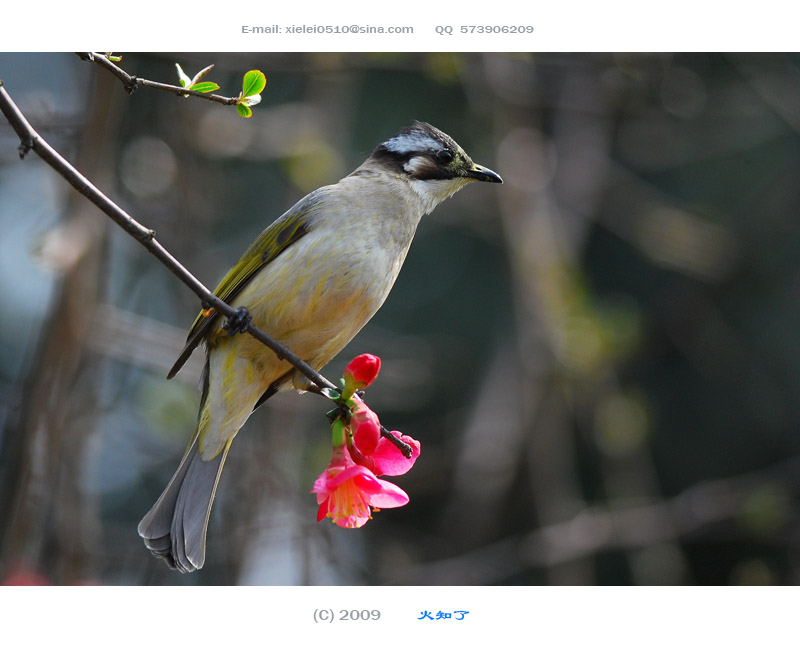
left=166, top=192, right=319, bottom=379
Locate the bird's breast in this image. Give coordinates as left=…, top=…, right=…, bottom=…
left=223, top=219, right=401, bottom=365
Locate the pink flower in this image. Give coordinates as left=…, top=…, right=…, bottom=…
left=343, top=353, right=381, bottom=395
left=313, top=357, right=421, bottom=529
left=313, top=445, right=411, bottom=528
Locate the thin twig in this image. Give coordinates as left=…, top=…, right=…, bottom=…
left=76, top=53, right=239, bottom=105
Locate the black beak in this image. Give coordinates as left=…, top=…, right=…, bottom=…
left=466, top=163, right=503, bottom=183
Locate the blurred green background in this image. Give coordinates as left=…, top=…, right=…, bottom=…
left=1, top=52, right=800, bottom=585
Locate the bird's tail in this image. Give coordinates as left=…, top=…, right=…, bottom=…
left=138, top=434, right=231, bottom=573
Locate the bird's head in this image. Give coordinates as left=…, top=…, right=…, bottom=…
left=363, top=121, right=502, bottom=213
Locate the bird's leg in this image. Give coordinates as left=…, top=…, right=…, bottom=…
left=222, top=306, right=252, bottom=335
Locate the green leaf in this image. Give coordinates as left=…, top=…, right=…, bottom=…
left=241, top=70, right=266, bottom=98
left=236, top=103, right=253, bottom=118
left=189, top=81, right=220, bottom=93
left=320, top=387, right=342, bottom=401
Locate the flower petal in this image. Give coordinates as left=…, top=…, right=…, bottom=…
left=353, top=419, right=380, bottom=455
left=372, top=434, right=421, bottom=476
left=351, top=468, right=389, bottom=494
left=317, top=500, right=330, bottom=521
left=367, top=479, right=409, bottom=508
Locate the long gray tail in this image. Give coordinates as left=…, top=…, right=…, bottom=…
left=138, top=435, right=230, bottom=573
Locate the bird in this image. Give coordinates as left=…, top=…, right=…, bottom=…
left=137, top=121, right=502, bottom=572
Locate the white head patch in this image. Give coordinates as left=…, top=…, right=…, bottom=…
left=402, top=155, right=432, bottom=175
left=384, top=131, right=442, bottom=156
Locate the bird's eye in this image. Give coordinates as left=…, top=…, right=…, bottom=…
left=436, top=149, right=453, bottom=163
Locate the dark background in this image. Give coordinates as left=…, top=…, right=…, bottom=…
left=1, top=52, right=800, bottom=585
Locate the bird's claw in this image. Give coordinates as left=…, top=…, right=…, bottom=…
left=222, top=306, right=252, bottom=335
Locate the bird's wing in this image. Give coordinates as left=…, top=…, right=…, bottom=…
left=167, top=191, right=320, bottom=379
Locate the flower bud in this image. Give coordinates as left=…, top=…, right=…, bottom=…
left=343, top=353, right=381, bottom=395
left=351, top=401, right=381, bottom=455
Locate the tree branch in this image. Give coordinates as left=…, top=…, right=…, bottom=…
left=76, top=52, right=239, bottom=105
left=0, top=79, right=335, bottom=394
